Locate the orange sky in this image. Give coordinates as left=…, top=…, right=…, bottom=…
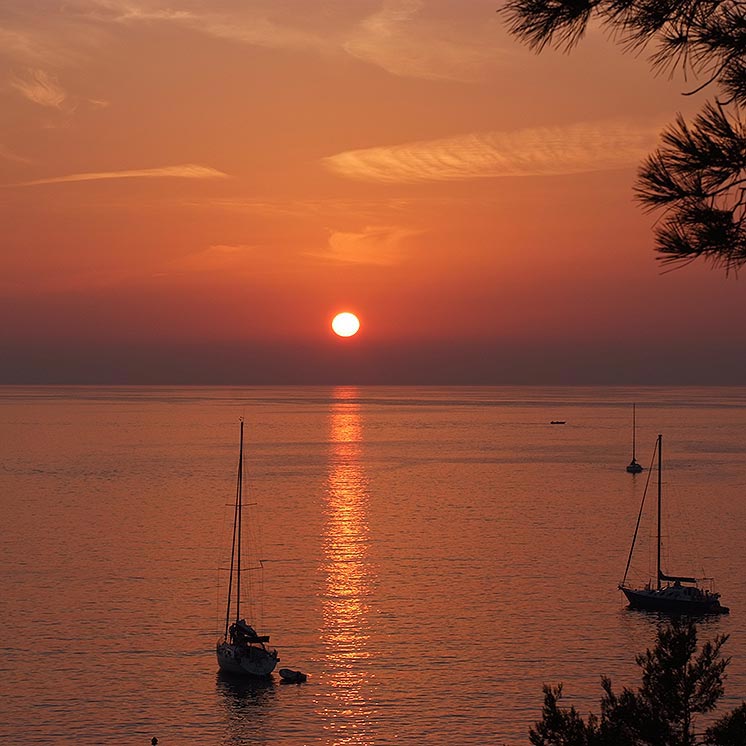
left=1, top=0, right=744, bottom=383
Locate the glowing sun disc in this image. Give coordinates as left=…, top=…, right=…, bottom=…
left=332, top=312, right=360, bottom=337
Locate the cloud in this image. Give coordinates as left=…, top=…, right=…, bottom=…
left=198, top=196, right=417, bottom=221
left=0, top=13, right=109, bottom=68
left=18, top=163, right=229, bottom=186
left=83, top=0, right=326, bottom=52
left=0, top=26, right=46, bottom=65
left=0, top=144, right=31, bottom=164
left=10, top=69, right=67, bottom=108
left=343, top=0, right=493, bottom=82
left=323, top=120, right=662, bottom=183
left=172, top=227, right=418, bottom=274
left=309, top=225, right=422, bottom=265
left=1, top=1, right=495, bottom=83
left=171, top=243, right=259, bottom=273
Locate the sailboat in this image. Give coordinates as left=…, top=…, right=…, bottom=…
left=216, top=419, right=280, bottom=676
left=619, top=434, right=729, bottom=614
left=625, top=403, right=643, bottom=473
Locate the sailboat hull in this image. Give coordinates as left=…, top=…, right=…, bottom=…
left=620, top=586, right=729, bottom=615
left=217, top=642, right=279, bottom=676
left=626, top=460, right=643, bottom=474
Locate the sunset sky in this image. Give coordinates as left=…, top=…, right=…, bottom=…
left=2, top=0, right=744, bottom=384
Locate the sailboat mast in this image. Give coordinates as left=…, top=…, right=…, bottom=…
left=236, top=418, right=244, bottom=623
left=224, top=419, right=243, bottom=639
left=632, top=403, right=636, bottom=459
left=657, top=433, right=662, bottom=591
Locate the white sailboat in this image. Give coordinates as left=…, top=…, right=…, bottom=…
left=625, top=403, right=643, bottom=473
left=619, top=434, right=729, bottom=615
left=216, top=419, right=279, bottom=676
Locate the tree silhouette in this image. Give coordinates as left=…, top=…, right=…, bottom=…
left=529, top=620, right=745, bottom=745
left=501, top=1, right=746, bottom=273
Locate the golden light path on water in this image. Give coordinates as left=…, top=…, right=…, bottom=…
left=319, top=387, right=376, bottom=743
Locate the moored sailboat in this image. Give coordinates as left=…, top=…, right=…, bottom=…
left=216, top=419, right=279, bottom=676
left=625, top=403, right=643, bottom=473
left=619, top=434, right=729, bottom=615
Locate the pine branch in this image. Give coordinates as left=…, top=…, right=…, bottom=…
left=501, top=0, right=746, bottom=272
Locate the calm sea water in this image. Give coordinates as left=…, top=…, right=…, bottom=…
left=1, top=386, right=745, bottom=745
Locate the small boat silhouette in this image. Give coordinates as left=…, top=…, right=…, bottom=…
left=279, top=668, right=307, bottom=684
left=626, top=403, right=643, bottom=473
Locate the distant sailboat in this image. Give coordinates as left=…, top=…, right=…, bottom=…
left=216, top=419, right=280, bottom=676
left=619, top=434, right=729, bottom=615
left=626, top=403, right=643, bottom=474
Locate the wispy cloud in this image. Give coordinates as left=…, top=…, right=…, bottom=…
left=85, top=0, right=193, bottom=23
left=0, top=13, right=109, bottom=68
left=343, top=0, right=494, bottom=82
left=324, top=120, right=662, bottom=183
left=308, top=225, right=422, bottom=265
left=0, top=26, right=46, bottom=65
left=173, top=227, right=418, bottom=274
left=0, top=144, right=31, bottom=164
left=171, top=243, right=259, bottom=273
left=198, top=196, right=418, bottom=221
left=18, top=163, right=229, bottom=186
left=1, top=1, right=496, bottom=83
left=10, top=69, right=67, bottom=108
left=84, top=0, right=326, bottom=52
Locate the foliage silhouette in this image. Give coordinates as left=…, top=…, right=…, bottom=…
left=529, top=620, right=745, bottom=745
left=501, top=1, right=746, bottom=273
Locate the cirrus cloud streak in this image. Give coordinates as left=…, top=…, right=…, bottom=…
left=324, top=120, right=662, bottom=183
left=18, top=163, right=228, bottom=186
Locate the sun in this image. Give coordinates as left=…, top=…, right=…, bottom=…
left=331, top=312, right=360, bottom=338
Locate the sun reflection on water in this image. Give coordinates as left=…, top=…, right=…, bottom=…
left=319, top=386, right=377, bottom=742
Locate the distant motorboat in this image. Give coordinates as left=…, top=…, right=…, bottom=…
left=550, top=420, right=566, bottom=425
left=619, top=434, right=729, bottom=615
left=216, top=419, right=280, bottom=676
left=626, top=403, right=643, bottom=473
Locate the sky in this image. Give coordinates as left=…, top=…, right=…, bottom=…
left=1, top=0, right=744, bottom=384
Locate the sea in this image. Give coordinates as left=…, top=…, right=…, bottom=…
left=1, top=385, right=744, bottom=745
